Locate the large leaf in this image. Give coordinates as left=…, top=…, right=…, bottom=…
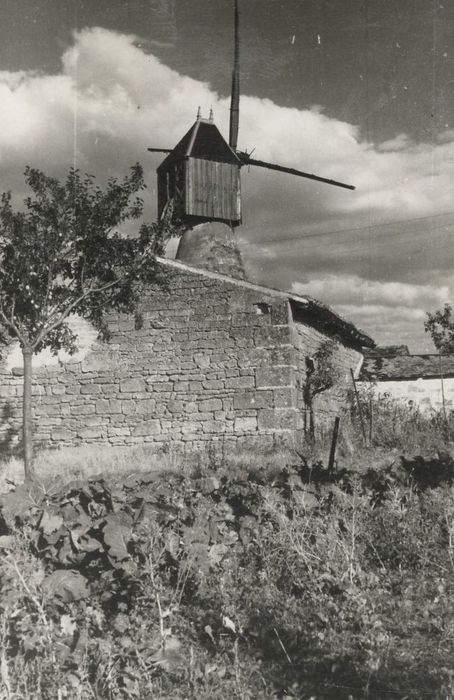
left=102, top=516, right=132, bottom=562
left=150, top=635, right=184, bottom=671
left=42, top=569, right=89, bottom=601
left=0, top=485, right=42, bottom=530
left=38, top=510, right=64, bottom=535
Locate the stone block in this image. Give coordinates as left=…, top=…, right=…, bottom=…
left=271, top=302, right=289, bottom=325
left=233, top=390, right=273, bottom=410
left=101, top=384, right=118, bottom=394
left=274, top=388, right=297, bottom=408
left=173, top=381, right=189, bottom=393
left=202, top=420, right=226, bottom=434
left=132, top=419, right=161, bottom=436
left=80, top=384, right=102, bottom=395
left=0, top=386, right=16, bottom=398
left=78, top=427, right=103, bottom=439
left=199, top=398, right=223, bottom=412
left=82, top=415, right=106, bottom=427
left=71, top=404, right=95, bottom=416
left=182, top=421, right=202, bottom=434
left=225, top=376, right=255, bottom=390
left=40, top=404, right=62, bottom=416
left=258, top=408, right=297, bottom=431
left=52, top=385, right=66, bottom=396
left=108, top=427, right=131, bottom=437
left=136, top=399, right=156, bottom=415
left=168, top=400, right=184, bottom=414
left=194, top=353, right=210, bottom=368
left=184, top=402, right=198, bottom=413
left=122, top=400, right=137, bottom=415
left=234, top=416, right=258, bottom=432
left=39, top=416, right=61, bottom=425
left=96, top=398, right=120, bottom=414
left=120, top=378, right=146, bottom=393
left=256, top=366, right=293, bottom=389
left=254, top=325, right=290, bottom=348
left=202, top=380, right=224, bottom=390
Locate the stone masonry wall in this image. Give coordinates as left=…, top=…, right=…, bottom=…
left=0, top=263, right=299, bottom=453
left=0, top=261, right=364, bottom=454
left=291, top=318, right=363, bottom=436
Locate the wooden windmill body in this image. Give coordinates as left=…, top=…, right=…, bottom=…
left=148, top=0, right=354, bottom=237
left=156, top=116, right=242, bottom=227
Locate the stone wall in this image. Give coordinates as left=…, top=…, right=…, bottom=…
left=0, top=260, right=365, bottom=453
left=358, top=377, right=454, bottom=413
left=291, top=314, right=363, bottom=435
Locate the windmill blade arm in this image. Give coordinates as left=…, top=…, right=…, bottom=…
left=147, top=148, right=173, bottom=153
left=240, top=155, right=355, bottom=190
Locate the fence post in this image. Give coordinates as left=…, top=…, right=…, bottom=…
left=369, top=395, right=373, bottom=446
left=350, top=368, right=367, bottom=444
left=328, top=416, right=340, bottom=474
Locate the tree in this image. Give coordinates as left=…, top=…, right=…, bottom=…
left=0, top=165, right=174, bottom=481
left=303, top=338, right=339, bottom=438
left=424, top=303, right=454, bottom=354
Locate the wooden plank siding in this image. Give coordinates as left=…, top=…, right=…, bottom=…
left=185, top=158, right=241, bottom=224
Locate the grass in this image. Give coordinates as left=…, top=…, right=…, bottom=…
left=0, top=441, right=295, bottom=495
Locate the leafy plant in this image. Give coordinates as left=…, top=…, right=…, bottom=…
left=425, top=302, right=454, bottom=353
left=2, top=453, right=454, bottom=697
left=303, top=338, right=340, bottom=437
left=0, top=165, right=178, bottom=480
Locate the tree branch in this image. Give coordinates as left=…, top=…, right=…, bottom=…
left=0, top=298, right=24, bottom=344
left=33, top=276, right=123, bottom=348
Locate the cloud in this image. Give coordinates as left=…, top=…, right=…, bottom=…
left=336, top=304, right=430, bottom=350
left=0, top=27, right=452, bottom=349
left=2, top=27, right=454, bottom=225
left=292, top=276, right=449, bottom=309
left=292, top=276, right=450, bottom=350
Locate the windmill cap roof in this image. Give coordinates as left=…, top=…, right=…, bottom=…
left=157, top=119, right=240, bottom=170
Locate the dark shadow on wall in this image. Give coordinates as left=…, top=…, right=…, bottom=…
left=0, top=402, right=22, bottom=461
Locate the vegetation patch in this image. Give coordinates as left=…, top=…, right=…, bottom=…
left=1, top=454, right=454, bottom=698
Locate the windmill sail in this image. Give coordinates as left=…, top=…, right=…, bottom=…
left=229, top=0, right=240, bottom=150
left=238, top=154, right=355, bottom=190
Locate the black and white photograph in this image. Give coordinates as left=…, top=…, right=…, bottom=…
left=0, top=1, right=454, bottom=698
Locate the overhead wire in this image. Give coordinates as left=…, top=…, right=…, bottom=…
left=251, top=209, right=454, bottom=246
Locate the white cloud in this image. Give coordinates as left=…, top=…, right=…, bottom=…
left=1, top=26, right=454, bottom=226
left=292, top=276, right=449, bottom=310
left=0, top=27, right=453, bottom=350
left=292, top=276, right=451, bottom=350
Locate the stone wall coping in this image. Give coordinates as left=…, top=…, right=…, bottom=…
left=157, top=257, right=375, bottom=348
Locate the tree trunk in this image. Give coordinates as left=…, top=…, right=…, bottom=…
left=22, top=346, right=36, bottom=482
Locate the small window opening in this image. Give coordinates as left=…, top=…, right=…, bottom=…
left=254, top=302, right=271, bottom=315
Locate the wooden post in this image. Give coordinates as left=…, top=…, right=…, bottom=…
left=439, top=352, right=448, bottom=427
left=369, top=395, right=373, bottom=446
left=350, top=368, right=367, bottom=444
left=328, top=416, right=340, bottom=473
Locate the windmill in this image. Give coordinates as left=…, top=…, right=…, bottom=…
left=148, top=0, right=354, bottom=229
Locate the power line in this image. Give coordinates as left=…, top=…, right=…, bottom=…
left=249, top=210, right=454, bottom=246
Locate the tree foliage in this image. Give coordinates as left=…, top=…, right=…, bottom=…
left=424, top=303, right=454, bottom=354
left=0, top=165, right=177, bottom=477
left=0, top=164, right=172, bottom=354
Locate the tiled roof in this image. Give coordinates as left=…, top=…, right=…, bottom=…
left=360, top=353, right=454, bottom=381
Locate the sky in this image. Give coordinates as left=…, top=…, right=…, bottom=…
left=1, top=0, right=453, bottom=351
